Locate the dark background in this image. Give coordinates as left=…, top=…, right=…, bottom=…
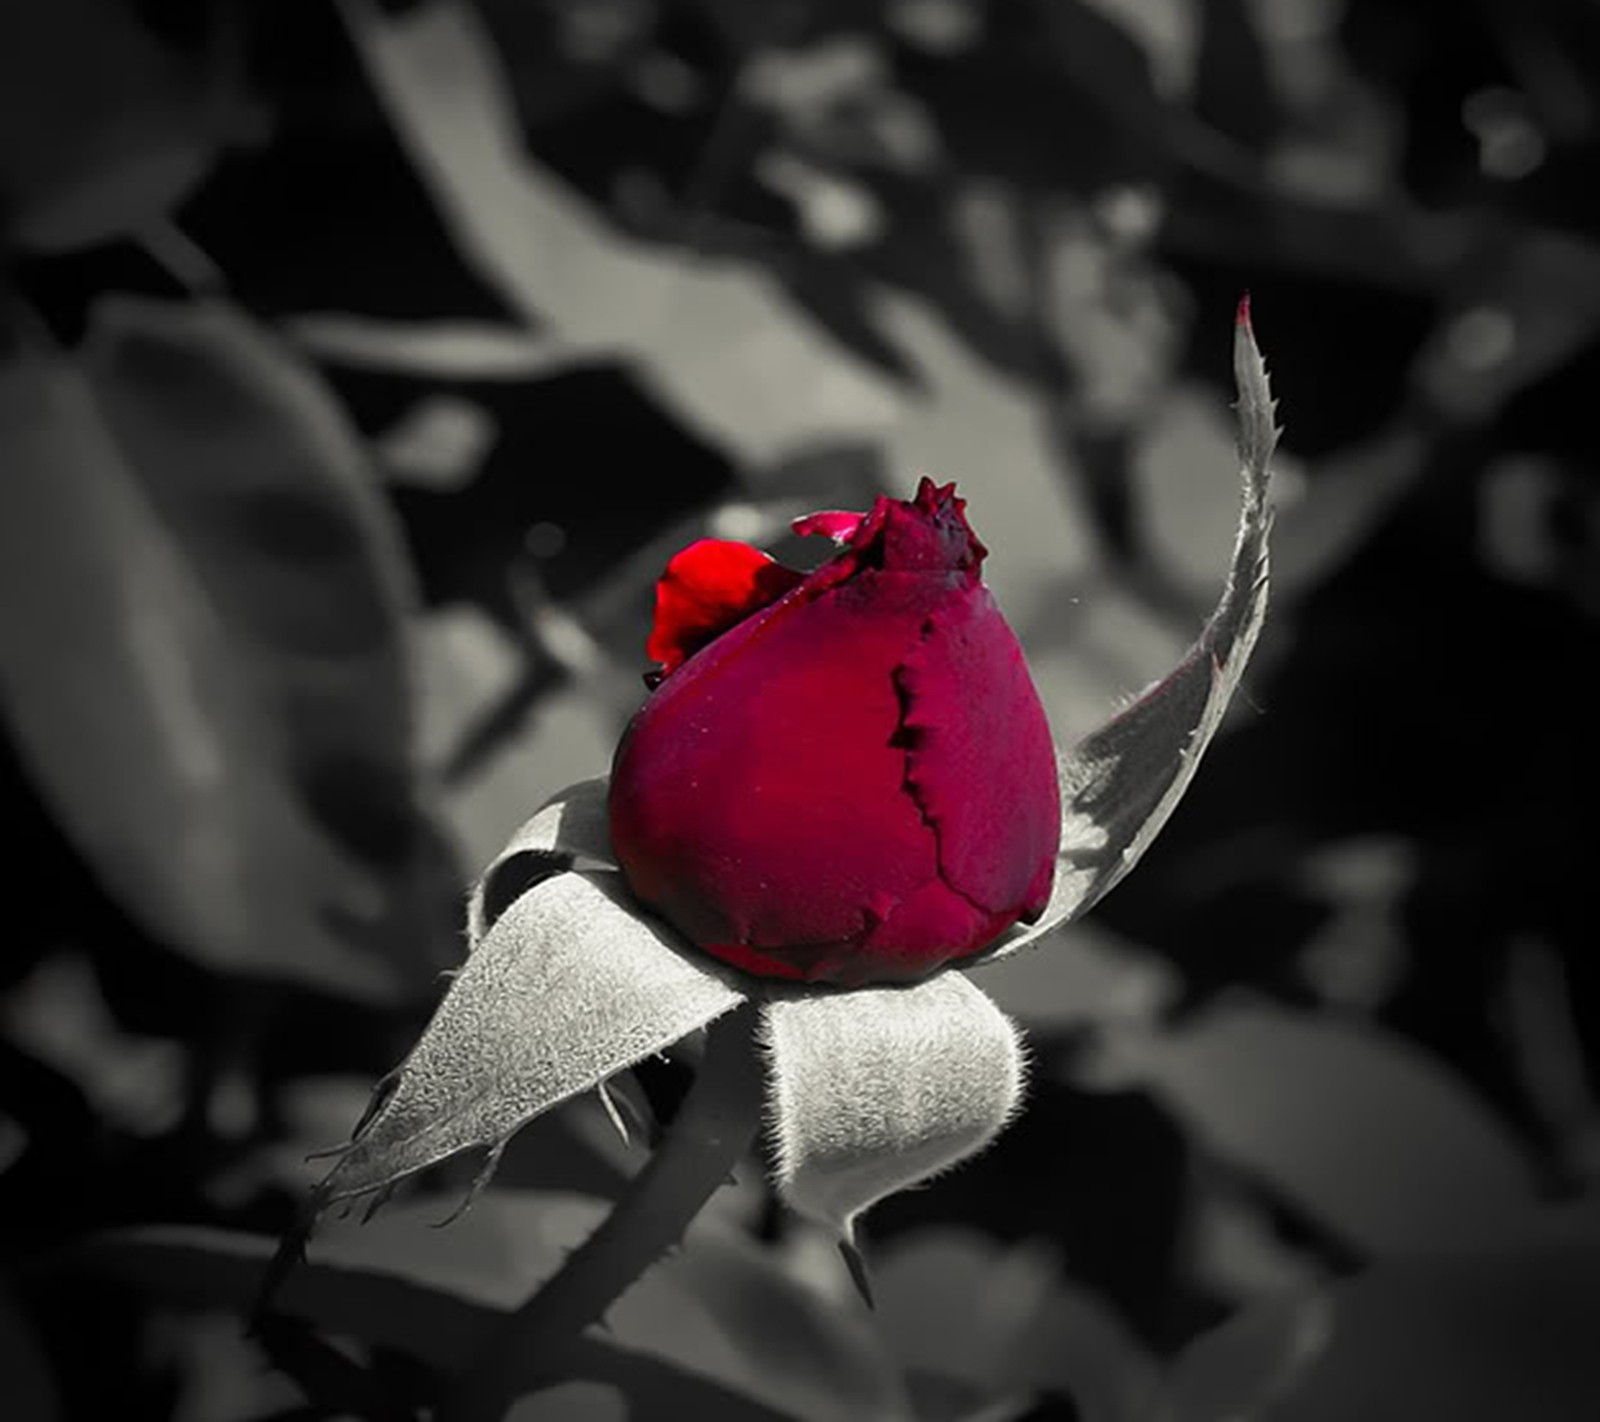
left=2, top=1, right=1598, bottom=1418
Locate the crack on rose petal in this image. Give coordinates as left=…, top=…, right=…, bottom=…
left=887, top=619, right=992, bottom=924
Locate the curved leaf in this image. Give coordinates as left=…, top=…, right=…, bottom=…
left=0, top=2, right=241, bottom=251
left=80, top=296, right=461, bottom=985
left=285, top=314, right=574, bottom=382
left=467, top=778, right=617, bottom=944
left=353, top=1188, right=904, bottom=1419
left=53, top=1222, right=796, bottom=1421
left=340, top=0, right=901, bottom=467
left=763, top=973, right=1024, bottom=1240
left=299, top=873, right=744, bottom=1220
left=974, top=920, right=1176, bottom=1032
left=992, top=301, right=1276, bottom=955
left=646, top=1225, right=908, bottom=1422
left=0, top=1286, right=59, bottom=1422
left=70, top=1186, right=912, bottom=1419
left=0, top=317, right=409, bottom=1001
left=1165, top=1204, right=1600, bottom=1422
left=874, top=1227, right=1161, bottom=1422
left=1096, top=994, right=1540, bottom=1254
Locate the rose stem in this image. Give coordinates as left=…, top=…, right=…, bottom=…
left=439, top=999, right=765, bottom=1422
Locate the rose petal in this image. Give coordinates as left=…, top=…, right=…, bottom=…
left=791, top=508, right=867, bottom=544
left=987, top=299, right=1277, bottom=958
left=467, top=777, right=616, bottom=944
left=762, top=974, right=1025, bottom=1239
left=612, top=566, right=956, bottom=962
left=612, top=480, right=1054, bottom=985
left=647, top=539, right=803, bottom=677
left=296, top=872, right=745, bottom=1222
left=897, top=584, right=1059, bottom=917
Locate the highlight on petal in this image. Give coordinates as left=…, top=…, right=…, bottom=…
left=467, top=776, right=616, bottom=945
left=280, top=872, right=745, bottom=1256
left=791, top=508, right=867, bottom=544
left=987, top=301, right=1278, bottom=959
left=762, top=974, right=1025, bottom=1240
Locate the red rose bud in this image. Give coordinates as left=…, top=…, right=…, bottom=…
left=609, top=478, right=1061, bottom=988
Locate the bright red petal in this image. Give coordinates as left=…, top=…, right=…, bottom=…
left=646, top=539, right=803, bottom=677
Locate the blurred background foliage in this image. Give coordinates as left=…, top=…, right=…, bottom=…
left=3, top=0, right=1600, bottom=1418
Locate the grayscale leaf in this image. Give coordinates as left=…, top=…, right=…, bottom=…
left=467, top=778, right=616, bottom=945
left=295, top=873, right=743, bottom=1227
left=1164, top=1202, right=1600, bottom=1421
left=1092, top=993, right=1540, bottom=1255
left=340, top=0, right=900, bottom=468
left=80, top=296, right=461, bottom=989
left=991, top=302, right=1276, bottom=956
left=62, top=1222, right=799, bottom=1420
left=0, top=316, right=410, bottom=1002
left=763, top=973, right=1024, bottom=1240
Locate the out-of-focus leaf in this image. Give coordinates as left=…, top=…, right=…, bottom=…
left=81, top=297, right=417, bottom=749
left=1270, top=422, right=1427, bottom=608
left=145, top=1309, right=302, bottom=1422
left=57, top=1226, right=788, bottom=1420
left=1417, top=230, right=1600, bottom=422
left=1039, top=201, right=1183, bottom=433
left=1192, top=0, right=1279, bottom=149
left=1162, top=184, right=1456, bottom=297
left=1062, top=0, right=1195, bottom=101
left=248, top=1314, right=401, bottom=1422
left=0, top=319, right=417, bottom=1003
left=775, top=259, right=924, bottom=388
left=78, top=296, right=460, bottom=980
left=868, top=288, right=1098, bottom=623
left=1093, top=993, right=1540, bottom=1254
left=0, top=3, right=253, bottom=251
left=334, top=1189, right=903, bottom=1419
left=289, top=872, right=742, bottom=1232
left=411, top=609, right=622, bottom=872
left=1163, top=1202, right=1600, bottom=1421
left=874, top=1227, right=1162, bottom=1422
left=66, top=1187, right=907, bottom=1421
left=1272, top=232, right=1600, bottom=612
left=613, top=1216, right=909, bottom=1422
left=1132, top=382, right=1263, bottom=601
left=2, top=954, right=184, bottom=1139
left=340, top=0, right=902, bottom=468
left=285, top=314, right=575, bottom=382
left=0, top=1286, right=59, bottom=1422
left=411, top=603, right=525, bottom=761
left=1188, top=1178, right=1328, bottom=1305
left=1499, top=936, right=1600, bottom=1182
left=991, top=304, right=1274, bottom=953
left=60, top=1223, right=507, bottom=1369
left=375, top=395, right=498, bottom=490
left=973, top=922, right=1176, bottom=1034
